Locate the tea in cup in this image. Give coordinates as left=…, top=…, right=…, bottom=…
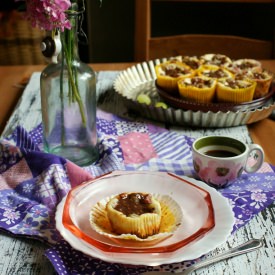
left=192, top=136, right=264, bottom=188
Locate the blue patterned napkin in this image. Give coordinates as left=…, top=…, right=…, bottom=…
left=0, top=108, right=274, bottom=274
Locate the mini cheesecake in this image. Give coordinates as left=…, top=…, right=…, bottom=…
left=244, top=70, right=273, bottom=99
left=198, top=65, right=233, bottom=80
left=200, top=53, right=232, bottom=67
left=90, top=192, right=183, bottom=243
left=106, top=192, right=162, bottom=239
left=231, top=58, right=262, bottom=73
left=178, top=76, right=217, bottom=103
left=155, top=60, right=194, bottom=93
left=168, top=56, right=202, bottom=70
left=181, top=55, right=203, bottom=70
left=216, top=77, right=256, bottom=103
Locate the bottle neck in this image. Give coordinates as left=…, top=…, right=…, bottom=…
left=59, top=12, right=81, bottom=63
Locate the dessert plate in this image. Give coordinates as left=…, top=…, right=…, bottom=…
left=60, top=171, right=215, bottom=253
left=55, top=171, right=235, bottom=266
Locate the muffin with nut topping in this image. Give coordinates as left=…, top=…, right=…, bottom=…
left=236, top=69, right=273, bottom=99
left=155, top=60, right=194, bottom=93
left=200, top=53, right=232, bottom=67
left=197, top=65, right=233, bottom=80
left=229, top=58, right=262, bottom=74
left=181, top=55, right=203, bottom=70
left=216, top=77, right=256, bottom=103
left=178, top=76, right=217, bottom=103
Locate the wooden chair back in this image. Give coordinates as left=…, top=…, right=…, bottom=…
left=148, top=34, right=274, bottom=60
left=135, top=0, right=275, bottom=61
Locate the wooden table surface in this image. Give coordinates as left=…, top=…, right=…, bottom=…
left=0, top=62, right=274, bottom=274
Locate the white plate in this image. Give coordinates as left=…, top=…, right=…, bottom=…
left=55, top=171, right=235, bottom=266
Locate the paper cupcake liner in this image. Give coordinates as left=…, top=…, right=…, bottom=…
left=155, top=61, right=195, bottom=92
left=178, top=77, right=216, bottom=103
left=216, top=80, right=256, bottom=103
left=254, top=78, right=273, bottom=99
left=156, top=75, right=181, bottom=94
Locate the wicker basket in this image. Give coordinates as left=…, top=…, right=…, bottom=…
left=0, top=10, right=47, bottom=65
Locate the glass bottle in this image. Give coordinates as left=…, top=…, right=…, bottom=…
left=40, top=5, right=98, bottom=166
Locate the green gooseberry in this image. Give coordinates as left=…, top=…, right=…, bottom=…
left=155, top=102, right=168, bottom=109
left=137, top=94, right=151, bottom=105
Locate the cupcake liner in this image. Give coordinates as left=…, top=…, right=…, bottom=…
left=216, top=78, right=257, bottom=103
left=234, top=69, right=273, bottom=99
left=178, top=76, right=217, bottom=103
left=155, top=61, right=194, bottom=93
left=248, top=70, right=273, bottom=99
left=254, top=77, right=273, bottom=99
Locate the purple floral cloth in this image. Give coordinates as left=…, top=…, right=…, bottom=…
left=0, top=109, right=274, bottom=274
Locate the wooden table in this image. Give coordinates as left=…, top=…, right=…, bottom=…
left=0, top=62, right=274, bottom=274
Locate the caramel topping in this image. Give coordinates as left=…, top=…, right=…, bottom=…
left=182, top=57, right=200, bottom=69
left=202, top=68, right=229, bottom=79
left=236, top=61, right=257, bottom=70
left=234, top=73, right=246, bottom=81
left=201, top=54, right=230, bottom=66
left=209, top=55, right=228, bottom=65
left=236, top=71, right=270, bottom=81
left=163, top=65, right=191, bottom=77
left=114, top=193, right=155, bottom=216
left=221, top=79, right=251, bottom=89
left=250, top=71, right=270, bottom=80
left=184, top=77, right=213, bottom=88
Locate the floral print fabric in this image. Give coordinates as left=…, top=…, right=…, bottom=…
left=0, top=110, right=274, bottom=274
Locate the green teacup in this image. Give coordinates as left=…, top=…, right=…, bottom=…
left=192, top=136, right=264, bottom=188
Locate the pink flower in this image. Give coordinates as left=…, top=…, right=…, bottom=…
left=195, top=158, right=243, bottom=187
left=23, top=0, right=72, bottom=31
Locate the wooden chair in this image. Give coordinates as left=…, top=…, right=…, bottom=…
left=135, top=0, right=275, bottom=61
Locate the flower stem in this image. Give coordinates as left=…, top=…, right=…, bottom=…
left=60, top=45, right=65, bottom=146
left=61, top=30, right=86, bottom=126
